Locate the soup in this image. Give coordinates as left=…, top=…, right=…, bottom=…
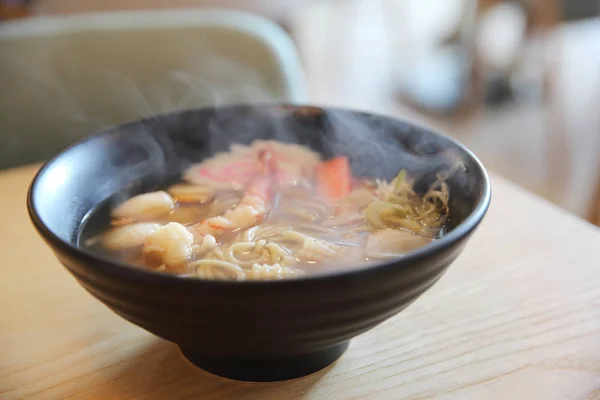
left=84, top=140, right=453, bottom=280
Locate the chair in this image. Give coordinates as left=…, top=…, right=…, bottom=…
left=0, top=9, right=307, bottom=169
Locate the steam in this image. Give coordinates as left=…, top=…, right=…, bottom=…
left=0, top=34, right=282, bottom=168
left=94, top=42, right=275, bottom=119
left=1, top=24, right=457, bottom=174
left=313, top=108, right=462, bottom=183
left=2, top=27, right=470, bottom=244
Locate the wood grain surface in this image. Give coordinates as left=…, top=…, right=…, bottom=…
left=1, top=164, right=600, bottom=399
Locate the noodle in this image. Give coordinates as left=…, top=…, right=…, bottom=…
left=279, top=230, right=309, bottom=243
left=240, top=225, right=291, bottom=242
left=264, top=242, right=295, bottom=265
left=226, top=241, right=270, bottom=267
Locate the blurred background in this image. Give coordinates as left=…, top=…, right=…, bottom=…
left=1, top=0, right=600, bottom=225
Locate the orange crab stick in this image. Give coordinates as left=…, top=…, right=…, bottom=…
left=316, top=156, right=352, bottom=200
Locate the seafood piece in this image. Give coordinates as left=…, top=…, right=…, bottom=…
left=193, top=196, right=268, bottom=237
left=191, top=150, right=277, bottom=237
left=183, top=140, right=320, bottom=188
left=191, top=260, right=245, bottom=280
left=246, top=263, right=303, bottom=280
left=295, top=235, right=362, bottom=263
left=192, top=234, right=218, bottom=256
left=366, top=229, right=432, bottom=256
left=110, top=217, right=135, bottom=227
left=143, top=222, right=194, bottom=267
left=302, top=236, right=338, bottom=258
left=101, top=223, right=160, bottom=251
left=167, top=184, right=214, bottom=204
left=112, top=191, right=175, bottom=221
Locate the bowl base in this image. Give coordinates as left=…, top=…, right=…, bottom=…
left=179, top=342, right=349, bottom=382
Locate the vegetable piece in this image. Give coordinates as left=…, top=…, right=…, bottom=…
left=364, top=201, right=408, bottom=229
left=316, top=156, right=351, bottom=200
left=393, top=169, right=407, bottom=192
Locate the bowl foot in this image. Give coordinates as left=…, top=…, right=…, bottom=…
left=179, top=342, right=349, bottom=382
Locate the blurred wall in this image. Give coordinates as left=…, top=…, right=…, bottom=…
left=34, top=0, right=600, bottom=23
left=34, top=0, right=316, bottom=22
left=561, top=0, right=600, bottom=21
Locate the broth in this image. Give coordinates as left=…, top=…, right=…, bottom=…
left=83, top=140, right=451, bottom=280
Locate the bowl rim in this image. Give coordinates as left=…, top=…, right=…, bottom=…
left=27, top=104, right=491, bottom=287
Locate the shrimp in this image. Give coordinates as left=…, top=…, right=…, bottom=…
left=102, top=223, right=160, bottom=251
left=143, top=222, right=194, bottom=267
left=167, top=184, right=214, bottom=204
left=112, top=191, right=175, bottom=221
left=191, top=150, right=277, bottom=238
left=191, top=234, right=218, bottom=256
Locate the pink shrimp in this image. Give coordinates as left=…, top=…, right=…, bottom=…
left=192, top=150, right=278, bottom=238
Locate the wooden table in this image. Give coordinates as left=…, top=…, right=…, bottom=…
left=2, top=164, right=600, bottom=399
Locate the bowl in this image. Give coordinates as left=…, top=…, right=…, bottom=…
left=27, top=104, right=491, bottom=382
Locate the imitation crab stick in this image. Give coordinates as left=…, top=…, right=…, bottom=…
left=316, top=156, right=352, bottom=200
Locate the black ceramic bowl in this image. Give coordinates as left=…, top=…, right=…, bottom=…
left=28, top=105, right=490, bottom=382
